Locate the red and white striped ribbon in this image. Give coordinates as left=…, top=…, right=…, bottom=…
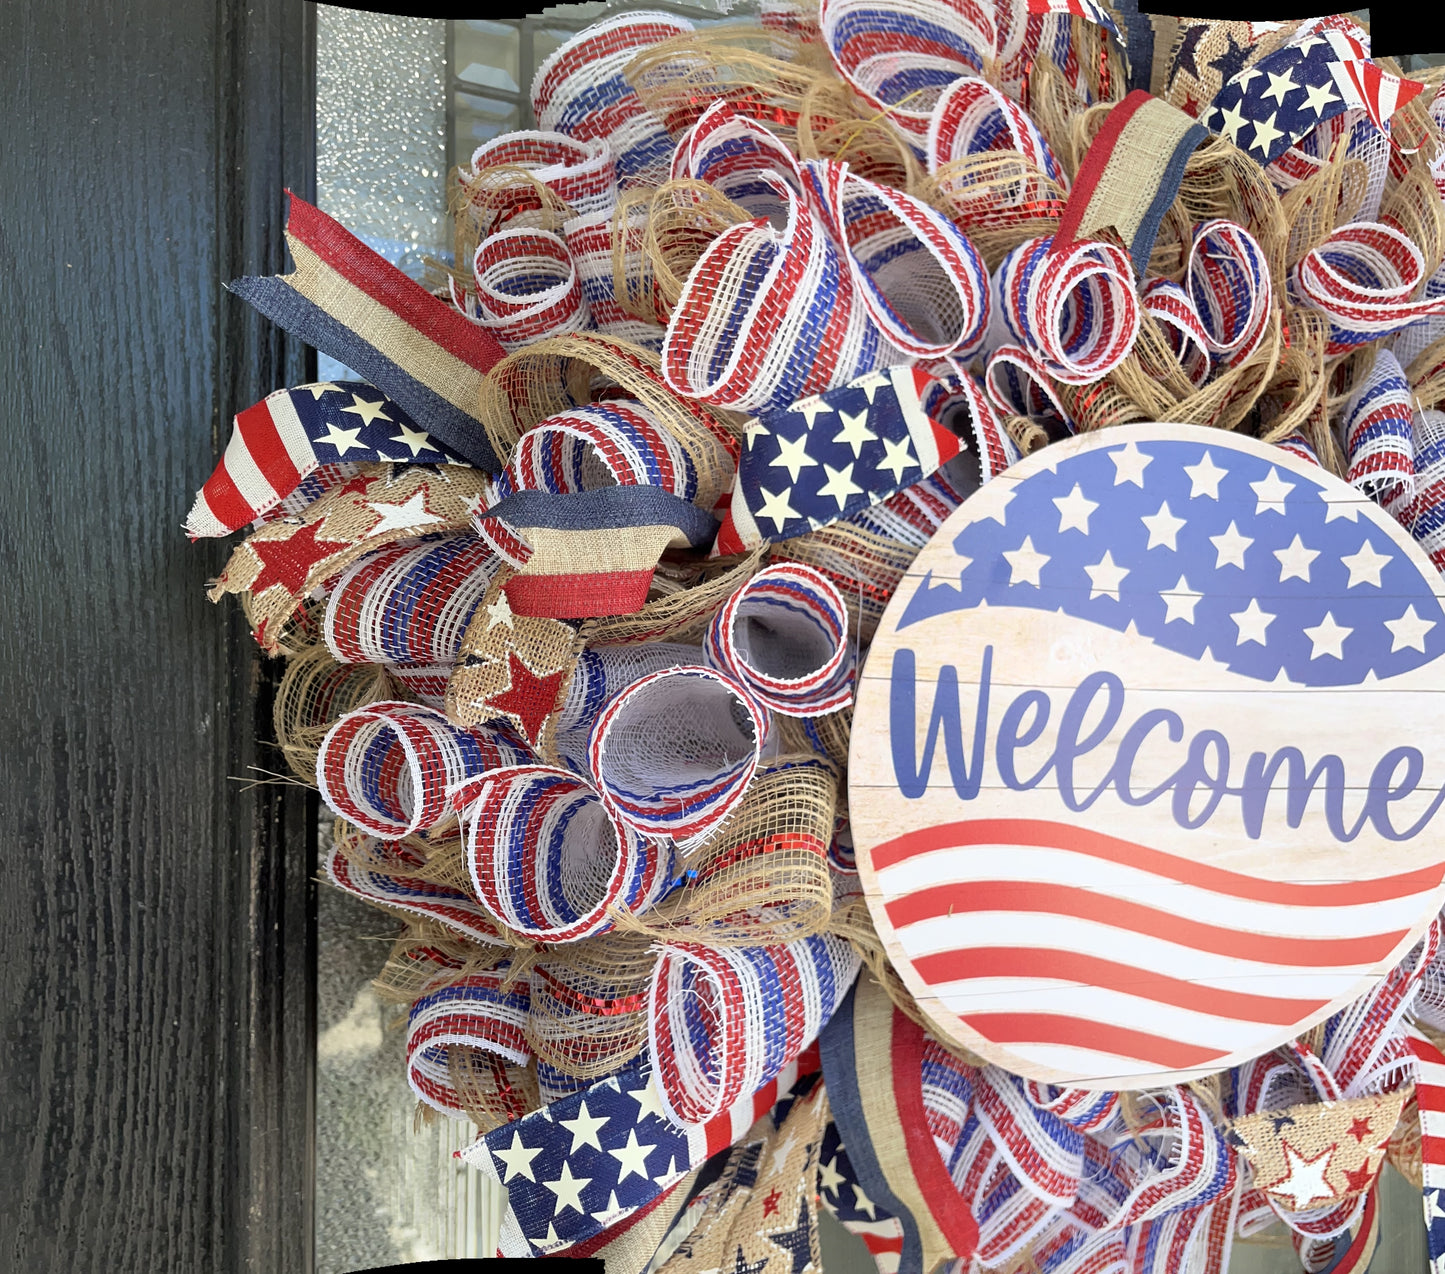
left=671, top=101, right=802, bottom=219
left=647, top=932, right=858, bottom=1126
left=703, top=562, right=855, bottom=716
left=984, top=343, right=1072, bottom=423
left=470, top=227, right=592, bottom=351
left=453, top=763, right=674, bottom=943
left=926, top=75, right=1067, bottom=186
left=994, top=234, right=1139, bottom=384
left=464, top=130, right=617, bottom=222
left=1142, top=277, right=1212, bottom=387
left=587, top=665, right=769, bottom=849
left=317, top=701, right=528, bottom=840
left=324, top=536, right=500, bottom=666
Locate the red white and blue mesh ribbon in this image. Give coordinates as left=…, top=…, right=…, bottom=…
left=926, top=75, right=1066, bottom=185
left=468, top=227, right=592, bottom=351
left=1342, top=349, right=1417, bottom=519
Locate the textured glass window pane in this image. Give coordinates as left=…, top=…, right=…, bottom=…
left=455, top=19, right=522, bottom=95
left=453, top=91, right=522, bottom=169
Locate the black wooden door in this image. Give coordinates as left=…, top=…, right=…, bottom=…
left=1, top=2, right=317, bottom=1269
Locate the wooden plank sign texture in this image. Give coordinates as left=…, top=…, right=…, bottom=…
left=849, top=422, right=1445, bottom=1090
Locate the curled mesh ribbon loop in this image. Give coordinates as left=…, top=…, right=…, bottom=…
left=671, top=101, right=803, bottom=220
left=317, top=701, right=528, bottom=839
left=820, top=0, right=997, bottom=148
left=1342, top=349, right=1416, bottom=519
left=926, top=75, right=1066, bottom=187
left=985, top=343, right=1072, bottom=423
left=994, top=235, right=1139, bottom=385
left=647, top=932, right=859, bottom=1125
left=1412, top=409, right=1445, bottom=572
left=530, top=11, right=693, bottom=188
left=465, top=130, right=617, bottom=222
left=662, top=173, right=890, bottom=413
left=471, top=228, right=592, bottom=351
left=587, top=665, right=770, bottom=848
left=1186, top=218, right=1273, bottom=366
left=405, top=966, right=532, bottom=1118
left=1292, top=221, right=1445, bottom=355
left=704, top=563, right=855, bottom=716
left=803, top=159, right=991, bottom=359
left=324, top=535, right=500, bottom=665
left=562, top=209, right=667, bottom=351
left=454, top=763, right=675, bottom=943
left=1141, top=278, right=1212, bottom=388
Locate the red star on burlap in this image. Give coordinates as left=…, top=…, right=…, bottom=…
left=1342, top=1161, right=1376, bottom=1195
left=1346, top=1116, right=1373, bottom=1144
left=488, top=651, right=566, bottom=745
left=761, top=1188, right=782, bottom=1218
left=247, top=521, right=346, bottom=595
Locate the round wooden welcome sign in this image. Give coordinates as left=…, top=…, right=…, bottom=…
left=849, top=422, right=1445, bottom=1089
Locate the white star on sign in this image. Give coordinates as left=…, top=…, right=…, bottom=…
left=1249, top=111, right=1285, bottom=156
left=559, top=1099, right=609, bottom=1152
left=744, top=417, right=772, bottom=450
left=608, top=1129, right=656, bottom=1182
left=340, top=393, right=393, bottom=427
left=1231, top=598, right=1276, bottom=646
left=389, top=421, right=434, bottom=456
left=365, top=490, right=442, bottom=537
left=1273, top=534, right=1319, bottom=582
left=1003, top=536, right=1050, bottom=587
left=817, top=461, right=865, bottom=511
left=793, top=397, right=833, bottom=428
left=1301, top=79, right=1340, bottom=116
left=626, top=1080, right=667, bottom=1124
left=1262, top=68, right=1299, bottom=104
left=770, top=432, right=818, bottom=483
left=1140, top=501, right=1185, bottom=550
left=491, top=1131, right=543, bottom=1183
left=832, top=408, right=878, bottom=458
left=485, top=591, right=515, bottom=630
left=755, top=485, right=801, bottom=533
left=1318, top=487, right=1361, bottom=522
left=980, top=484, right=1016, bottom=526
left=319, top=422, right=365, bottom=456
left=1084, top=550, right=1130, bottom=600
left=1184, top=451, right=1227, bottom=499
left=1108, top=441, right=1152, bottom=487
left=1161, top=576, right=1203, bottom=624
left=1210, top=521, right=1253, bottom=570
left=1250, top=467, right=1295, bottom=515
left=1264, top=1142, right=1336, bottom=1211
left=304, top=381, right=342, bottom=399
left=1053, top=483, right=1098, bottom=534
left=877, top=435, right=918, bottom=484
left=542, top=1161, right=591, bottom=1215
left=1303, top=612, right=1352, bottom=659
left=1341, top=541, right=1392, bottom=588
left=818, top=1156, right=845, bottom=1195
left=1385, top=604, right=1436, bottom=653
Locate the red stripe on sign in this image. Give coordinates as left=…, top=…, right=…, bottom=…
left=284, top=192, right=505, bottom=373
left=964, top=1013, right=1228, bottom=1071
left=890, top=880, right=1406, bottom=966
left=200, top=460, right=258, bottom=534
left=911, top=947, right=1323, bottom=1024
left=869, top=819, right=1445, bottom=906
left=234, top=399, right=304, bottom=497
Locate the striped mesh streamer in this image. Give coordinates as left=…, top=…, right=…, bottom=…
left=985, top=343, right=1072, bottom=423
left=926, top=75, right=1066, bottom=185
left=703, top=563, right=855, bottom=716
left=389, top=662, right=451, bottom=709
left=470, top=228, right=592, bottom=351
left=1187, top=219, right=1272, bottom=367
left=647, top=932, right=859, bottom=1125
left=803, top=159, right=991, bottom=359
left=1341, top=349, right=1416, bottom=518
left=1410, top=410, right=1445, bottom=571
left=820, top=0, right=997, bottom=148
left=975, top=1068, right=1085, bottom=1207
left=553, top=641, right=703, bottom=767
left=993, top=2, right=1089, bottom=103
left=324, top=535, right=500, bottom=665
left=252, top=462, right=361, bottom=525
left=563, top=209, right=668, bottom=351
left=466, top=131, right=617, bottom=221
left=993, top=235, right=1139, bottom=384
left=317, top=701, right=528, bottom=839
left=587, top=665, right=770, bottom=848
left=530, top=11, right=694, bottom=188
left=475, top=398, right=699, bottom=565
left=1292, top=221, right=1445, bottom=355
left=536, top=1059, right=595, bottom=1104
left=1141, top=278, right=1212, bottom=387
left=1390, top=264, right=1445, bottom=371
left=324, top=837, right=506, bottom=946
left=1274, top=433, right=1321, bottom=468
left=662, top=175, right=889, bottom=413
left=406, top=967, right=532, bottom=1118
left=671, top=102, right=802, bottom=221
left=455, top=763, right=675, bottom=943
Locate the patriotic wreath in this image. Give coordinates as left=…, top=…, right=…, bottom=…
left=189, top=3, right=1445, bottom=1270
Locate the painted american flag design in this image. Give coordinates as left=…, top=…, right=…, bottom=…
left=851, top=425, right=1445, bottom=1088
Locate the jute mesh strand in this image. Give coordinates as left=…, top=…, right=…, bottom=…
left=610, top=752, right=840, bottom=946
left=273, top=643, right=394, bottom=782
